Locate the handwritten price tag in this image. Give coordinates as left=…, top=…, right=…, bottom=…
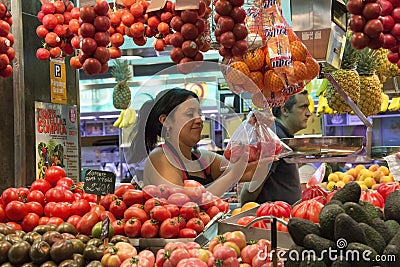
left=384, top=153, right=400, bottom=182
left=83, top=169, right=116, bottom=196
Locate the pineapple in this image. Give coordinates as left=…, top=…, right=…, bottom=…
left=325, top=32, right=361, bottom=114
left=112, top=59, right=132, bottom=110
left=356, top=48, right=382, bottom=117
left=375, top=48, right=399, bottom=84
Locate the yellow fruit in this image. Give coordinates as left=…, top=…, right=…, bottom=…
left=380, top=176, right=394, bottom=183
left=372, top=170, right=384, bottom=183
left=369, top=164, right=379, bottom=172
left=328, top=173, right=340, bottom=183
left=342, top=174, right=355, bottom=184
left=355, top=164, right=366, bottom=174
left=360, top=184, right=368, bottom=190
left=335, top=172, right=345, bottom=180
left=241, top=202, right=260, bottom=211
left=378, top=166, right=390, bottom=176
left=364, top=177, right=376, bottom=189
left=336, top=181, right=346, bottom=188
left=327, top=181, right=336, bottom=191
left=371, top=184, right=380, bottom=190
left=231, top=208, right=242, bottom=216
left=346, top=169, right=357, bottom=178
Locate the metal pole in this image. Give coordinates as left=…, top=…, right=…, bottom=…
left=12, top=0, right=26, bottom=187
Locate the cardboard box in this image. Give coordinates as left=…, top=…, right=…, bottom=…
left=295, top=29, right=331, bottom=61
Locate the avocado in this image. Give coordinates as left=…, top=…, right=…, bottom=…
left=303, top=234, right=336, bottom=265
left=334, top=213, right=366, bottom=244
left=284, top=244, right=304, bottom=267
left=299, top=258, right=327, bottom=267
left=330, top=182, right=361, bottom=204
left=319, top=204, right=345, bottom=240
left=385, top=220, right=400, bottom=238
left=325, top=199, right=343, bottom=207
left=384, top=190, right=400, bottom=223
left=288, top=218, right=322, bottom=247
left=359, top=200, right=384, bottom=221
left=345, top=242, right=378, bottom=267
left=331, top=258, right=352, bottom=267
left=370, top=218, right=393, bottom=244
left=388, top=230, right=400, bottom=247
left=382, top=244, right=400, bottom=267
left=358, top=222, right=386, bottom=254
left=343, top=202, right=371, bottom=224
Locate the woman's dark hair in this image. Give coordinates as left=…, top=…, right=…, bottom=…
left=272, top=90, right=308, bottom=118
left=126, top=88, right=199, bottom=163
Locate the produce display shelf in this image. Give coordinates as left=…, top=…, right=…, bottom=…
left=129, top=237, right=195, bottom=252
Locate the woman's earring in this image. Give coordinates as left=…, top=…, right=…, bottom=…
left=165, top=127, right=170, bottom=139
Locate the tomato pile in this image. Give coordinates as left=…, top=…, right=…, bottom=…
left=214, top=0, right=248, bottom=59
left=0, top=1, right=14, bottom=78
left=35, top=0, right=75, bottom=61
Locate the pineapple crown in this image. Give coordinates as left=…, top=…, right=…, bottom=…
left=111, top=59, right=132, bottom=82
left=356, top=48, right=378, bottom=75
left=340, top=31, right=361, bottom=70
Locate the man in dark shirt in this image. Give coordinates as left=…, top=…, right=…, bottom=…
left=242, top=90, right=311, bottom=205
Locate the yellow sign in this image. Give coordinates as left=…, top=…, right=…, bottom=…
left=50, top=58, right=67, bottom=104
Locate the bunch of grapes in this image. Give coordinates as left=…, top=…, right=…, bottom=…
left=35, top=0, right=75, bottom=61
left=0, top=1, right=13, bottom=78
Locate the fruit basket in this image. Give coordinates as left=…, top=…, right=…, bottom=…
left=217, top=207, right=294, bottom=249
left=281, top=136, right=364, bottom=157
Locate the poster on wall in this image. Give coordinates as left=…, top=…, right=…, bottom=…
left=35, top=102, right=79, bottom=182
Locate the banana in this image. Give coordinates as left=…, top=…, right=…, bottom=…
left=380, top=92, right=389, bottom=113
left=118, top=109, right=127, bottom=128
left=316, top=78, right=329, bottom=96
left=120, top=108, right=131, bottom=128
left=316, top=95, right=326, bottom=117
left=113, top=110, right=125, bottom=128
left=128, top=108, right=137, bottom=125
left=388, top=97, right=400, bottom=112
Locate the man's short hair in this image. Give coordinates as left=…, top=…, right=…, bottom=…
left=272, top=90, right=308, bottom=118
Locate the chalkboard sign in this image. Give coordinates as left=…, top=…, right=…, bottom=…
left=83, top=169, right=116, bottom=196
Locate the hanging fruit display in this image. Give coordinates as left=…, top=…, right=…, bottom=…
left=0, top=1, right=14, bottom=78
left=35, top=0, right=75, bottom=61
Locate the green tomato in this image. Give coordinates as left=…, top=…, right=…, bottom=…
left=91, top=221, right=114, bottom=239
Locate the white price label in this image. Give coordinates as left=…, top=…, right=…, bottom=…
left=79, top=0, right=96, bottom=7
left=384, top=153, right=400, bottom=182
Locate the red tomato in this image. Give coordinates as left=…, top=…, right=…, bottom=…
left=109, top=199, right=127, bottom=219
left=124, top=206, right=149, bottom=223
left=111, top=220, right=126, bottom=235
left=30, top=179, right=52, bottom=194
left=256, top=201, right=291, bottom=218
left=90, top=204, right=106, bottom=217
left=71, top=182, right=84, bottom=194
left=56, top=177, right=74, bottom=187
left=124, top=218, right=142, bottom=238
left=377, top=182, right=400, bottom=200
left=47, top=216, right=64, bottom=226
left=173, top=216, right=186, bottom=229
left=100, top=194, right=118, bottom=210
left=6, top=222, right=22, bottom=230
left=177, top=258, right=208, bottom=267
left=100, top=211, right=117, bottom=223
left=360, top=190, right=384, bottom=208
left=122, top=190, right=144, bottom=206
left=150, top=206, right=171, bottom=222
left=185, top=242, right=201, bottom=250
left=51, top=202, right=71, bottom=221
left=44, top=201, right=56, bottom=217
left=121, top=256, right=153, bottom=267
left=223, top=231, right=247, bottom=250
left=67, top=215, right=81, bottom=228
left=164, top=204, right=180, bottom=217
left=159, top=218, right=180, bottom=239
left=291, top=199, right=323, bottom=223
left=45, top=166, right=66, bottom=187
left=26, top=190, right=46, bottom=206
left=17, top=187, right=30, bottom=202
left=248, top=144, right=260, bottom=162
left=235, top=216, right=267, bottom=229
left=198, top=211, right=211, bottom=225
left=301, top=185, right=328, bottom=202
left=21, top=213, right=40, bottom=232
left=6, top=200, right=27, bottom=221
left=114, top=184, right=135, bottom=198
left=77, top=211, right=99, bottom=235
left=82, top=192, right=97, bottom=203
left=1, top=188, right=19, bottom=205
left=144, top=198, right=161, bottom=214
left=140, top=219, right=159, bottom=238
left=186, top=218, right=204, bottom=234
left=0, top=206, right=6, bottom=223
left=138, top=250, right=155, bottom=266
left=214, top=199, right=230, bottom=213
left=167, top=193, right=191, bottom=207
left=157, top=184, right=171, bottom=199
left=71, top=199, right=91, bottom=216
left=213, top=245, right=237, bottom=260
left=25, top=201, right=43, bottom=216
left=180, top=202, right=200, bottom=220
left=63, top=190, right=75, bottom=203
left=206, top=206, right=220, bottom=219
left=38, top=216, right=50, bottom=225
left=45, top=188, right=65, bottom=203
left=169, top=248, right=191, bottom=266
left=241, top=244, right=261, bottom=264
left=142, top=185, right=161, bottom=200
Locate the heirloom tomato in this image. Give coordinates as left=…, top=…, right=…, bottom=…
left=360, top=189, right=384, bottom=208
left=377, top=182, right=400, bottom=200
left=291, top=199, right=323, bottom=223
left=256, top=201, right=291, bottom=218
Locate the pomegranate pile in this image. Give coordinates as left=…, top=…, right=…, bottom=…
left=0, top=1, right=14, bottom=78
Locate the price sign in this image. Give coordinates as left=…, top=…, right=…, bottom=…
left=49, top=58, right=67, bottom=104
left=83, top=169, right=116, bottom=196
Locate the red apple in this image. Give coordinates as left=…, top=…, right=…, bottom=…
left=379, top=0, right=394, bottom=15
left=382, top=33, right=397, bottom=48
left=379, top=15, right=395, bottom=31
left=350, top=14, right=366, bottom=31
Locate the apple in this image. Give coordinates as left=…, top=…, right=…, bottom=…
left=379, top=15, right=395, bottom=31
left=382, top=33, right=397, bottom=48
left=379, top=0, right=394, bottom=15
left=350, top=14, right=366, bottom=32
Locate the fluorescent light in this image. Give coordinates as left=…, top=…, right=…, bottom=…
left=80, top=116, right=97, bottom=120
left=99, top=115, right=121, bottom=119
